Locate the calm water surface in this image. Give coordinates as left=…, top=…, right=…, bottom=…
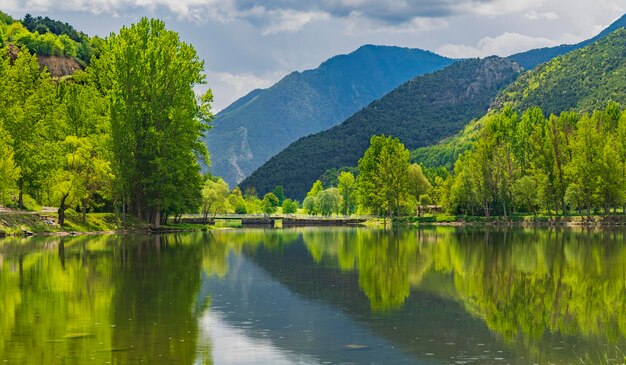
left=1, top=227, right=626, bottom=364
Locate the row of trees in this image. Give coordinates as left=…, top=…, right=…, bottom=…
left=443, top=103, right=626, bottom=217
left=216, top=135, right=432, bottom=218
left=0, top=18, right=212, bottom=227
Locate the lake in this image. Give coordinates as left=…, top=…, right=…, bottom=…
left=1, top=227, right=625, bottom=364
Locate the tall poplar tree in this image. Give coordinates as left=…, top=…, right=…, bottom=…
left=95, top=18, right=212, bottom=226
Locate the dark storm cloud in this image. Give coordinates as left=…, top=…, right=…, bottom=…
left=232, top=0, right=493, bottom=24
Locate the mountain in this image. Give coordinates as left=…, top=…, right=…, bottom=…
left=509, top=13, right=626, bottom=70
left=240, top=57, right=522, bottom=200
left=414, top=27, right=626, bottom=169
left=204, top=45, right=455, bottom=187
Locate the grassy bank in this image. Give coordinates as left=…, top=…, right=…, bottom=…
left=0, top=211, right=149, bottom=236
left=396, top=213, right=626, bottom=226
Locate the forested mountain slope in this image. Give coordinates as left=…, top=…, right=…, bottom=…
left=240, top=57, right=522, bottom=200
left=414, top=27, right=626, bottom=169
left=508, top=13, right=626, bottom=69
left=204, top=45, right=454, bottom=187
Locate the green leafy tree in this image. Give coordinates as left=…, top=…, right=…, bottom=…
left=228, top=187, right=246, bottom=214
left=317, top=188, right=342, bottom=216
left=272, top=186, right=285, bottom=205
left=261, top=192, right=279, bottom=214
left=303, top=196, right=318, bottom=215
left=281, top=198, right=299, bottom=214
left=337, top=171, right=356, bottom=215
left=407, top=164, right=432, bottom=202
left=95, top=18, right=212, bottom=227
left=0, top=127, right=20, bottom=205
left=201, top=178, right=230, bottom=222
left=1, top=48, right=57, bottom=208
left=512, top=176, right=539, bottom=215
left=306, top=180, right=324, bottom=198
left=567, top=114, right=602, bottom=216
left=357, top=135, right=411, bottom=218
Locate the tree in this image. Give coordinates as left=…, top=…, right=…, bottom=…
left=512, top=176, right=539, bottom=215
left=0, top=127, right=20, bottom=206
left=1, top=48, right=57, bottom=209
left=95, top=18, right=212, bottom=227
left=358, top=135, right=410, bottom=218
left=201, top=178, right=230, bottom=222
left=317, top=188, right=342, bottom=216
left=567, top=114, right=602, bottom=216
left=228, top=187, right=246, bottom=214
left=306, top=180, right=324, bottom=198
left=337, top=171, right=356, bottom=215
left=303, top=196, right=318, bottom=215
left=261, top=192, right=279, bottom=214
left=272, top=186, right=285, bottom=205
left=282, top=198, right=299, bottom=214
left=407, top=164, right=432, bottom=212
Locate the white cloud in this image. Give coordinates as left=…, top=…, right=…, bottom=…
left=457, top=0, right=546, bottom=16
left=523, top=10, right=559, bottom=20
left=437, top=32, right=559, bottom=58
left=205, top=71, right=284, bottom=112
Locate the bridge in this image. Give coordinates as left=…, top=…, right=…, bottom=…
left=179, top=214, right=368, bottom=227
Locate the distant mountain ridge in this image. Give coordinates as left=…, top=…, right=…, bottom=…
left=509, top=13, right=626, bottom=69
left=240, top=57, right=522, bottom=200
left=204, top=45, right=455, bottom=187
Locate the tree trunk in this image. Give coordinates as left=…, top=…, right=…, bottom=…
left=81, top=201, right=87, bottom=223
left=152, top=208, right=161, bottom=229
left=18, top=180, right=24, bottom=209
left=58, top=194, right=68, bottom=226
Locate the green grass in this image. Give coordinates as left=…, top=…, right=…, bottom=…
left=0, top=213, right=58, bottom=235
left=0, top=211, right=149, bottom=236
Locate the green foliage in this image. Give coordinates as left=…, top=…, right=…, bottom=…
left=207, top=46, right=454, bottom=187
left=407, top=164, right=432, bottom=202
left=272, top=186, right=285, bottom=205
left=22, top=14, right=86, bottom=43
left=96, top=18, right=210, bottom=226
left=0, top=47, right=58, bottom=208
left=317, top=188, right=342, bottom=216
left=509, top=14, right=626, bottom=69
left=358, top=135, right=411, bottom=217
left=201, top=178, right=230, bottom=219
left=319, top=166, right=358, bottom=187
left=303, top=196, right=318, bottom=215
left=306, top=180, right=324, bottom=198
left=242, top=57, right=521, bottom=200
left=281, top=198, right=299, bottom=214
left=228, top=187, right=246, bottom=214
left=444, top=104, right=626, bottom=217
left=0, top=126, right=20, bottom=205
left=498, top=28, right=626, bottom=116
left=261, top=192, right=279, bottom=214
left=337, top=171, right=357, bottom=215
left=0, top=11, right=13, bottom=25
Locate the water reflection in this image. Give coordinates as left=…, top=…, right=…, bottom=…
left=0, top=228, right=625, bottom=364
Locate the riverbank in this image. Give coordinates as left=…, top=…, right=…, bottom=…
left=0, top=210, right=150, bottom=237
left=399, top=214, right=626, bottom=227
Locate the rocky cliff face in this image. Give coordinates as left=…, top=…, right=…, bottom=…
left=7, top=45, right=83, bottom=77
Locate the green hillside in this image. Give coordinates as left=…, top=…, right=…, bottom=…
left=414, top=27, right=626, bottom=170
left=0, top=11, right=101, bottom=76
left=509, top=13, right=626, bottom=69
left=240, top=57, right=522, bottom=200
left=204, top=45, right=454, bottom=187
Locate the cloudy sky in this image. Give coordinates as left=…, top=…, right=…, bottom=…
left=3, top=0, right=624, bottom=111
